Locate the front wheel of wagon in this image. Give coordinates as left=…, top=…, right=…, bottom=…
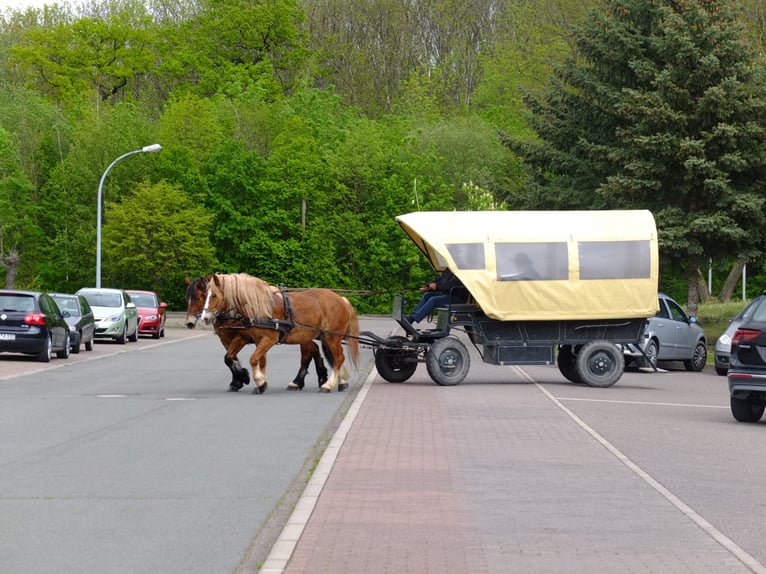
left=426, top=336, right=470, bottom=386
left=575, top=341, right=624, bottom=388
left=375, top=336, right=418, bottom=383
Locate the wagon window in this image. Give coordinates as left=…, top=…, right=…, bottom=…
left=446, top=243, right=485, bottom=270
left=495, top=242, right=568, bottom=281
left=578, top=240, right=651, bottom=280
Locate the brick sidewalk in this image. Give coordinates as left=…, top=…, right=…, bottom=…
left=261, top=337, right=755, bottom=574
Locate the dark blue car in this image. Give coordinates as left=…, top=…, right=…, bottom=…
left=0, top=290, right=71, bottom=362
left=727, top=291, right=766, bottom=422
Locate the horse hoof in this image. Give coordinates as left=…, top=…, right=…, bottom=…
left=252, top=383, right=268, bottom=395
left=287, top=383, right=302, bottom=391
left=228, top=384, right=242, bottom=392
left=338, top=383, right=348, bottom=392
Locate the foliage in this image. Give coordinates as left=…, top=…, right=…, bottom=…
left=510, top=0, right=766, bottom=310
left=102, top=180, right=218, bottom=308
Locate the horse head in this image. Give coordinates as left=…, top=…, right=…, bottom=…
left=200, top=273, right=228, bottom=325
left=184, top=275, right=210, bottom=328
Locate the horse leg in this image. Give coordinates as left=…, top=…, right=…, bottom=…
left=287, top=342, right=320, bottom=391
left=313, top=342, right=329, bottom=387
left=224, top=338, right=251, bottom=392
left=320, top=337, right=346, bottom=393
left=250, top=339, right=276, bottom=394
left=337, top=363, right=350, bottom=392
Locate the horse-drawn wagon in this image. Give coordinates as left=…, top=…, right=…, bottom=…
left=367, top=210, right=659, bottom=388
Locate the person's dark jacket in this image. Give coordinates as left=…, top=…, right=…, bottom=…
left=432, top=268, right=468, bottom=299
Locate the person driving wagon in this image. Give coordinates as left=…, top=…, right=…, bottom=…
left=406, top=267, right=468, bottom=324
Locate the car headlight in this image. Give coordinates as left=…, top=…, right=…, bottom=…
left=718, top=334, right=731, bottom=346
left=145, top=314, right=157, bottom=321
left=105, top=314, right=123, bottom=323
left=69, top=325, right=76, bottom=332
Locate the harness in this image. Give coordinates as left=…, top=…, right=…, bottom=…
left=214, top=285, right=296, bottom=343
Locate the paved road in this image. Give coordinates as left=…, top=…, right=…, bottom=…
left=0, top=318, right=392, bottom=574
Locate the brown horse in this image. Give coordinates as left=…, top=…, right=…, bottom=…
left=184, top=276, right=328, bottom=392
left=200, top=273, right=360, bottom=393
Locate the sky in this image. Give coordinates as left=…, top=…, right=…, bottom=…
left=1, top=0, right=58, bottom=11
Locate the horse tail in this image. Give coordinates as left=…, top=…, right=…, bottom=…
left=344, top=299, right=360, bottom=369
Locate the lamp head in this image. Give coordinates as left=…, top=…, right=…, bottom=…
left=142, top=143, right=162, bottom=153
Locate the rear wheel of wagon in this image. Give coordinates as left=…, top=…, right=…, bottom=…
left=426, top=336, right=470, bottom=386
left=575, top=341, right=624, bottom=388
left=375, top=336, right=418, bottom=383
left=557, top=345, right=583, bottom=384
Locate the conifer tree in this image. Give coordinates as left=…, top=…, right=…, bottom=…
left=509, top=0, right=766, bottom=310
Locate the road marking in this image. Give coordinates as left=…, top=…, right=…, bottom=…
left=96, top=394, right=128, bottom=398
left=166, top=397, right=196, bottom=401
left=557, top=397, right=728, bottom=409
left=511, top=366, right=766, bottom=574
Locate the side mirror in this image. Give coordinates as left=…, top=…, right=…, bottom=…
left=689, top=316, right=698, bottom=324
left=159, top=302, right=168, bottom=309
left=61, top=310, right=71, bottom=318
left=126, top=302, right=136, bottom=309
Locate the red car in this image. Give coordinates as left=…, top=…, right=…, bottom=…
left=126, top=290, right=167, bottom=339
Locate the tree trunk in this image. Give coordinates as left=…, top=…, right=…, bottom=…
left=686, top=262, right=700, bottom=315
left=696, top=268, right=714, bottom=303
left=3, top=250, right=19, bottom=289
left=717, top=259, right=747, bottom=302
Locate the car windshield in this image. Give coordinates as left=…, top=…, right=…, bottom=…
left=751, top=299, right=766, bottom=322
left=53, top=297, right=80, bottom=315
left=0, top=294, right=35, bottom=312
left=129, top=293, right=157, bottom=307
left=81, top=292, right=122, bottom=307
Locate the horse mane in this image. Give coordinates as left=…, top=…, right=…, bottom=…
left=219, top=273, right=274, bottom=318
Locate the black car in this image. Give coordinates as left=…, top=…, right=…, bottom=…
left=727, top=293, right=766, bottom=422
left=0, top=290, right=71, bottom=362
left=51, top=293, right=96, bottom=353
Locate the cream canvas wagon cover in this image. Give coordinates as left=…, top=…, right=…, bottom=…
left=396, top=210, right=659, bottom=321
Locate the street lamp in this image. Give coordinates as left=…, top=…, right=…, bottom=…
left=95, top=144, right=162, bottom=288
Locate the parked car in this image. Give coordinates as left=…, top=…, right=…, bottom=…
left=623, top=292, right=707, bottom=371
left=727, top=294, right=766, bottom=422
left=126, top=289, right=167, bottom=339
left=75, top=287, right=138, bottom=344
left=0, top=290, right=71, bottom=362
left=714, top=291, right=766, bottom=376
left=50, top=293, right=96, bottom=353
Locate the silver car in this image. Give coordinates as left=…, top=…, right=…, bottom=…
left=75, top=288, right=139, bottom=344
left=714, top=292, right=766, bottom=376
left=624, top=293, right=707, bottom=371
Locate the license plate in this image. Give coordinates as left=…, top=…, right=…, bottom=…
left=0, top=333, right=15, bottom=341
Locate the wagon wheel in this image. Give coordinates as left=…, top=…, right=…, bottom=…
left=556, top=345, right=583, bottom=384
left=574, top=340, right=624, bottom=388
left=374, top=336, right=418, bottom=383
left=426, top=336, right=470, bottom=386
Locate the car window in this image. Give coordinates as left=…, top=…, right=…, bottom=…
left=53, top=297, right=80, bottom=315
left=81, top=292, right=122, bottom=307
left=0, top=294, right=35, bottom=312
left=79, top=297, right=92, bottom=315
left=736, top=298, right=761, bottom=321
left=129, top=293, right=158, bottom=307
left=655, top=298, right=670, bottom=319
left=751, top=299, right=766, bottom=322
left=665, top=298, right=688, bottom=322
left=40, top=295, right=57, bottom=316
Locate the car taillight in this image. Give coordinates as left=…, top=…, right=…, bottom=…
left=24, top=313, right=46, bottom=326
left=731, top=328, right=762, bottom=344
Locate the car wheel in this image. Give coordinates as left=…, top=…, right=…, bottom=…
left=684, top=341, right=707, bottom=372
left=85, top=337, right=94, bottom=351
left=715, top=365, right=727, bottom=376
left=642, top=339, right=658, bottom=369
left=56, top=333, right=71, bottom=359
left=71, top=331, right=81, bottom=354
left=574, top=340, right=625, bottom=388
left=116, top=324, right=127, bottom=344
left=730, top=396, right=765, bottom=423
left=128, top=322, right=138, bottom=343
left=38, top=334, right=52, bottom=362
left=160, top=326, right=165, bottom=338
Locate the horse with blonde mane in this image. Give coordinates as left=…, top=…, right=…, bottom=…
left=184, top=276, right=328, bottom=392
left=200, top=273, right=360, bottom=394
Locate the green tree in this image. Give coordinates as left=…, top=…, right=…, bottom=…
left=102, top=180, right=218, bottom=308
left=509, top=0, right=766, bottom=312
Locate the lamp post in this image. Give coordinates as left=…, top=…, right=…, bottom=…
left=95, top=144, right=162, bottom=288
